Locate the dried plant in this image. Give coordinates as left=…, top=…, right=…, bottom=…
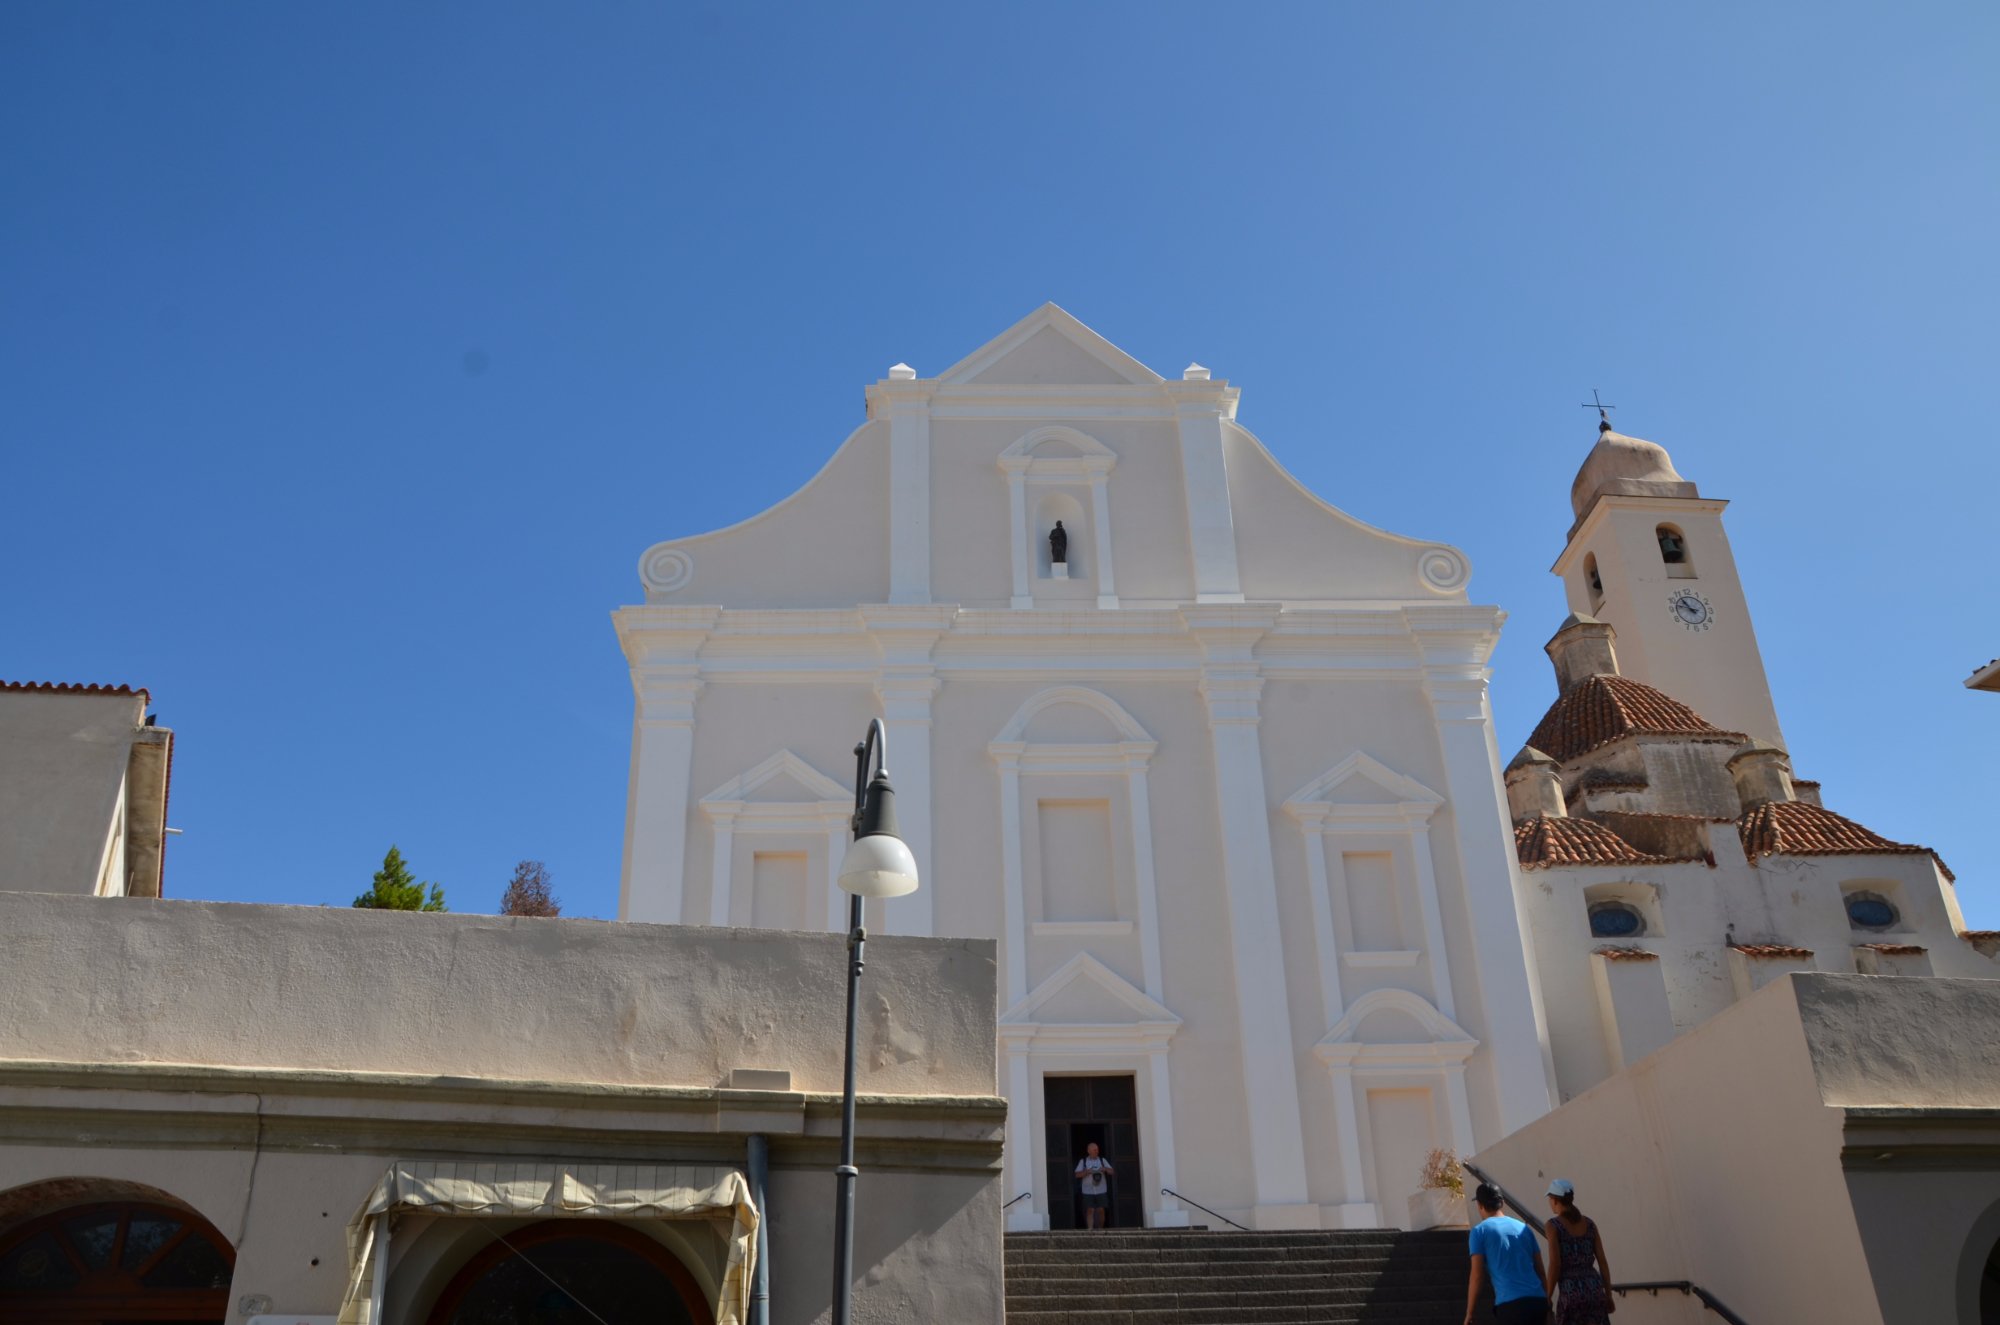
left=1419, top=1147, right=1464, bottom=1195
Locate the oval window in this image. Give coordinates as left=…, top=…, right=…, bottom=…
left=1589, top=903, right=1644, bottom=938
left=1846, top=895, right=1898, bottom=930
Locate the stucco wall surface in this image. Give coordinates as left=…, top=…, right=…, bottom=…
left=0, top=690, right=143, bottom=895
left=0, top=892, right=997, bottom=1096
left=1477, top=974, right=2000, bottom=1325
left=0, top=894, right=1006, bottom=1324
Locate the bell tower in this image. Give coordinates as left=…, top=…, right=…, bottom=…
left=1550, top=417, right=1786, bottom=748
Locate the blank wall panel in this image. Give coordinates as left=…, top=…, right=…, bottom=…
left=1038, top=800, right=1116, bottom=921
left=1343, top=851, right=1406, bottom=951
left=1367, top=1087, right=1438, bottom=1231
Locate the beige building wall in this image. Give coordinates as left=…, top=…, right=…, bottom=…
left=0, top=686, right=171, bottom=898
left=0, top=893, right=1005, bottom=1325
left=1474, top=974, right=2000, bottom=1325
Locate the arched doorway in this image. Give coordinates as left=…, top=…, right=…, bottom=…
left=0, top=1199, right=234, bottom=1323
left=426, top=1221, right=714, bottom=1325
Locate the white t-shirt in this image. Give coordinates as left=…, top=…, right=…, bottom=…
left=1075, top=1156, right=1109, bottom=1195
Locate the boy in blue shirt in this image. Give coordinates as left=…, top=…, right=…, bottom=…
left=1465, top=1182, right=1549, bottom=1324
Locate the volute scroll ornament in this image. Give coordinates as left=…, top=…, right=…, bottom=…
left=1417, top=546, right=1469, bottom=593
left=640, top=545, right=695, bottom=595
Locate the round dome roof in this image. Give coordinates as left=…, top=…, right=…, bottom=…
left=1569, top=423, right=1698, bottom=518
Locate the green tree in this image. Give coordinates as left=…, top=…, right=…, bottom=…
left=352, top=845, right=447, bottom=912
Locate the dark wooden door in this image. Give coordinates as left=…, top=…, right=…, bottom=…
left=1043, top=1074, right=1143, bottom=1230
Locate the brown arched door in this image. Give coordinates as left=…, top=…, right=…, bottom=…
left=427, top=1220, right=714, bottom=1325
left=0, top=1200, right=234, bottom=1323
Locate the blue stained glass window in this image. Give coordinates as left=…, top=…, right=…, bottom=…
left=1846, top=896, right=1897, bottom=930
left=1589, top=904, right=1643, bottom=938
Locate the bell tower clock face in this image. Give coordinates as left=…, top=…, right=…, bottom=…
left=1668, top=589, right=1713, bottom=631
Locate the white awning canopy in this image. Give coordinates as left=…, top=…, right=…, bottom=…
left=339, top=1161, right=757, bottom=1325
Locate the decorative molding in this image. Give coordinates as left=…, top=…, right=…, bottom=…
left=1342, top=950, right=1422, bottom=968
left=1032, top=919, right=1136, bottom=938
left=1416, top=547, right=1469, bottom=594
left=1000, top=951, right=1180, bottom=1033
left=699, top=751, right=852, bottom=931
left=638, top=545, right=695, bottom=595
left=1284, top=751, right=1456, bottom=1025
left=988, top=686, right=1163, bottom=1009
left=992, top=685, right=1153, bottom=746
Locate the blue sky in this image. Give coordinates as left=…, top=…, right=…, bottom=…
left=4, top=3, right=1996, bottom=925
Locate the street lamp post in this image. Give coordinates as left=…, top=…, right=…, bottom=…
left=830, top=718, right=920, bottom=1325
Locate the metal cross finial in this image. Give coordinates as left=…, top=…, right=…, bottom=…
left=1582, top=389, right=1617, bottom=428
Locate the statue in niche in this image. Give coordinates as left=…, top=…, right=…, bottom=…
left=1049, top=520, right=1068, bottom=565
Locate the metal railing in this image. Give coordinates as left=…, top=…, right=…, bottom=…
left=1000, top=1191, right=1032, bottom=1212
left=1459, top=1162, right=1750, bottom=1325
left=1158, top=1187, right=1248, bottom=1232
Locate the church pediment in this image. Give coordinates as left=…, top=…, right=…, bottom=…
left=1284, top=752, right=1444, bottom=820
left=1000, top=952, right=1177, bottom=1029
left=1313, top=989, right=1477, bottom=1067
left=700, top=750, right=849, bottom=809
left=938, top=303, right=1162, bottom=388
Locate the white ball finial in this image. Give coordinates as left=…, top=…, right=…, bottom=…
left=1183, top=363, right=1210, bottom=381
left=888, top=363, right=917, bottom=381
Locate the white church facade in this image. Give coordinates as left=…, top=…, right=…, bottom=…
left=614, top=305, right=1558, bottom=1234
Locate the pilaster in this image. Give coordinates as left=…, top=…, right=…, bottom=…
left=1181, top=604, right=1316, bottom=1227
left=614, top=607, right=719, bottom=924
left=879, top=378, right=937, bottom=605
left=1405, top=607, right=1558, bottom=1137
left=863, top=605, right=955, bottom=937
left=1164, top=379, right=1244, bottom=603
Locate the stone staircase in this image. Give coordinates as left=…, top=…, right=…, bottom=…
left=1004, top=1228, right=1481, bottom=1325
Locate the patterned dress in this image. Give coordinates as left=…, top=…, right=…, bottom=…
left=1551, top=1216, right=1612, bottom=1325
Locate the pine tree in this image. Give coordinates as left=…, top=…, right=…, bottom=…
left=499, top=860, right=561, bottom=917
left=352, top=846, right=447, bottom=912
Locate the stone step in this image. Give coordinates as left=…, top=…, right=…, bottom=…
left=1008, top=1269, right=1466, bottom=1296
left=1004, top=1229, right=1476, bottom=1325
left=1007, top=1246, right=1466, bottom=1269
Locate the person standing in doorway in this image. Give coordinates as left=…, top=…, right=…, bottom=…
left=1465, top=1182, right=1549, bottom=1324
left=1074, top=1142, right=1114, bottom=1230
left=1543, top=1179, right=1615, bottom=1322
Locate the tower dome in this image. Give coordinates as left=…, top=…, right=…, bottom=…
left=1569, top=420, right=1699, bottom=523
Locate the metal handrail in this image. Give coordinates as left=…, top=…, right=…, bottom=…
left=1459, top=1162, right=1750, bottom=1325
left=1158, top=1187, right=1248, bottom=1232
left=1000, top=1191, right=1032, bottom=1212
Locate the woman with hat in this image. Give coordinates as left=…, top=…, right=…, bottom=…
left=1543, top=1179, right=1615, bottom=1322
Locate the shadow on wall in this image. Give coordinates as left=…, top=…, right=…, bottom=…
left=764, top=1167, right=1000, bottom=1325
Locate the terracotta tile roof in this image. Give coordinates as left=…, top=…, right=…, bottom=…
left=1594, top=946, right=1658, bottom=962
left=1738, top=800, right=1953, bottom=880
left=1515, top=814, right=1670, bottom=870
left=1527, top=674, right=1744, bottom=763
left=0, top=680, right=150, bottom=702
left=1963, top=931, right=2000, bottom=940
left=1730, top=943, right=1814, bottom=959
left=1855, top=943, right=1927, bottom=955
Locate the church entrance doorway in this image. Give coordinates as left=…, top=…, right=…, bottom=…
left=1043, top=1074, right=1142, bottom=1230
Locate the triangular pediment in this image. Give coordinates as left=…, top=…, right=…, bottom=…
left=700, top=750, right=849, bottom=807
left=1284, top=752, right=1445, bottom=814
left=939, top=304, right=1162, bottom=387
left=1000, top=952, right=1177, bottom=1027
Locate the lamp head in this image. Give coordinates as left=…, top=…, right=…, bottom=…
left=838, top=769, right=920, bottom=898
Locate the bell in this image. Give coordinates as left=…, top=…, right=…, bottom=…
left=1658, top=530, right=1686, bottom=564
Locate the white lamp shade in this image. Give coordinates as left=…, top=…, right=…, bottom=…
left=837, top=833, right=920, bottom=898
